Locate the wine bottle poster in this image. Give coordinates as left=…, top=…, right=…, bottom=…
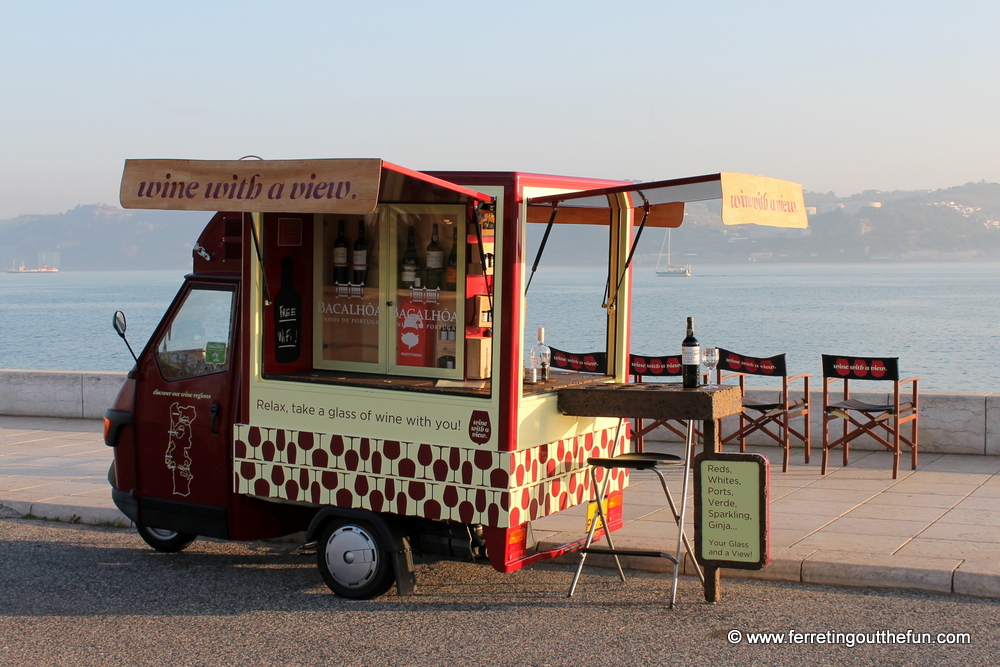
left=275, top=256, right=302, bottom=364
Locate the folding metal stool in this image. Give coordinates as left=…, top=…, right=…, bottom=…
left=567, top=420, right=703, bottom=608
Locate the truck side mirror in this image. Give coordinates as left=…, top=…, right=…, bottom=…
left=113, top=310, right=128, bottom=338
left=113, top=310, right=138, bottom=362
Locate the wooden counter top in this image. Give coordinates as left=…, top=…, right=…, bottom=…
left=557, top=383, right=742, bottom=421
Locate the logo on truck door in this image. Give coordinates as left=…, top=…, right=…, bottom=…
left=166, top=403, right=196, bottom=496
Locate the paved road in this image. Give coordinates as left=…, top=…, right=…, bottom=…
left=1, top=518, right=996, bottom=667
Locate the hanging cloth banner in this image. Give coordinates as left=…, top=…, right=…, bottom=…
left=549, top=347, right=608, bottom=374
left=718, top=173, right=808, bottom=229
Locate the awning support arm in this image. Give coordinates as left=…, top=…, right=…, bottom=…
left=247, top=212, right=271, bottom=302
left=525, top=203, right=559, bottom=295
left=603, top=196, right=650, bottom=310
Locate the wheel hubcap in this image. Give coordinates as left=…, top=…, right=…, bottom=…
left=325, top=526, right=378, bottom=588
left=148, top=527, right=179, bottom=540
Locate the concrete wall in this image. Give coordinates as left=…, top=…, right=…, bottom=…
left=1, top=370, right=998, bottom=456
left=0, top=370, right=127, bottom=419
left=638, top=386, right=1000, bottom=457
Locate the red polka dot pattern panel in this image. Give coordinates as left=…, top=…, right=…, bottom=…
left=507, top=428, right=629, bottom=523
left=236, top=425, right=507, bottom=486
left=232, top=423, right=627, bottom=528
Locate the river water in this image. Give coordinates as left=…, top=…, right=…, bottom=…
left=526, top=262, right=1000, bottom=393
left=2, top=263, right=997, bottom=392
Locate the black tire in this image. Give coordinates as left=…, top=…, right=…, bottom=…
left=136, top=524, right=197, bottom=553
left=316, top=519, right=395, bottom=599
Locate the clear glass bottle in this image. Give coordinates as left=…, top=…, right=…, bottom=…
left=529, top=327, right=551, bottom=382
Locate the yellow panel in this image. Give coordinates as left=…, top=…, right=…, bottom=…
left=720, top=173, right=808, bottom=228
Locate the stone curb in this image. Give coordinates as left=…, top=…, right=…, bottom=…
left=953, top=561, right=1000, bottom=599
left=538, top=539, right=1000, bottom=600
left=0, top=501, right=131, bottom=528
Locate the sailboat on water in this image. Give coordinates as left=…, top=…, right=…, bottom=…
left=654, top=229, right=691, bottom=277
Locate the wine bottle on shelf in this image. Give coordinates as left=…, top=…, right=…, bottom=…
left=332, top=219, right=349, bottom=285
left=445, top=226, right=458, bottom=291
left=352, top=219, right=368, bottom=286
left=400, top=224, right=420, bottom=289
left=274, top=257, right=301, bottom=364
left=681, top=316, right=700, bottom=388
left=530, top=327, right=551, bottom=382
left=425, top=223, right=444, bottom=290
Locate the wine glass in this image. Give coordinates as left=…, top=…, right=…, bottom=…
left=702, top=347, right=719, bottom=385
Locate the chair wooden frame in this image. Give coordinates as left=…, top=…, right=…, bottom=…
left=820, top=355, right=919, bottom=479
left=716, top=349, right=810, bottom=473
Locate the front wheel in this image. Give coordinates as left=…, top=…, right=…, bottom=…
left=136, top=525, right=197, bottom=553
left=316, top=519, right=394, bottom=599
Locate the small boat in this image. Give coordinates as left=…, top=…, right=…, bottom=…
left=654, top=230, right=691, bottom=277
left=6, top=261, right=58, bottom=274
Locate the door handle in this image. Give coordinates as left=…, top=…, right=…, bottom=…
left=211, top=402, right=222, bottom=434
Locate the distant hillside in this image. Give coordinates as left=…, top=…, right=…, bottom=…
left=645, top=180, right=1000, bottom=264
left=528, top=181, right=1000, bottom=265
left=6, top=181, right=1000, bottom=271
left=798, top=181, right=1000, bottom=262
left=0, top=205, right=210, bottom=270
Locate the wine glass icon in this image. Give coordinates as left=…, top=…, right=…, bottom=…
left=703, top=347, right=719, bottom=385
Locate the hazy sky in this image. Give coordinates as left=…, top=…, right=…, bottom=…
left=1, top=0, right=998, bottom=219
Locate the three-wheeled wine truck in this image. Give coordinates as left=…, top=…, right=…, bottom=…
left=105, top=158, right=806, bottom=598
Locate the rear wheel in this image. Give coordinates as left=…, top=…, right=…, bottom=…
left=136, top=525, right=196, bottom=553
left=316, top=519, right=394, bottom=599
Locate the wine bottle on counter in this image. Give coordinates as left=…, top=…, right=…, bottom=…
left=400, top=224, right=420, bottom=289
left=681, top=316, right=700, bottom=388
left=425, top=223, right=444, bottom=290
left=445, top=226, right=458, bottom=291
left=352, top=219, right=368, bottom=286
left=275, top=257, right=301, bottom=364
left=332, top=219, right=349, bottom=285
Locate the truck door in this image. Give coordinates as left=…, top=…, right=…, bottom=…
left=132, top=280, right=238, bottom=537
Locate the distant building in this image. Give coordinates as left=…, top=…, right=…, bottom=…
left=843, top=202, right=882, bottom=215
left=814, top=202, right=882, bottom=215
